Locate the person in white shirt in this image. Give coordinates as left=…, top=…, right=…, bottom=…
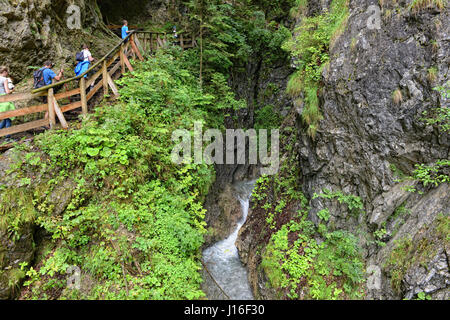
left=75, top=44, right=95, bottom=79
left=82, top=44, right=95, bottom=63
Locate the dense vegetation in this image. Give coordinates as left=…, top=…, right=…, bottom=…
left=2, top=0, right=447, bottom=301
left=1, top=48, right=244, bottom=299
left=283, top=0, right=349, bottom=138
left=0, top=0, right=298, bottom=299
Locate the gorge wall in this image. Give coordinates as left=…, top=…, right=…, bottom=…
left=237, top=0, right=449, bottom=300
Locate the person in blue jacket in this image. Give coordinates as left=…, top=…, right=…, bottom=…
left=42, top=61, right=64, bottom=86
left=122, top=20, right=131, bottom=40
left=74, top=44, right=95, bottom=78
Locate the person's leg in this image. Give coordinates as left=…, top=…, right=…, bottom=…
left=0, top=118, right=12, bottom=139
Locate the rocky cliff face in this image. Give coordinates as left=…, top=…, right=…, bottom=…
left=237, top=0, right=449, bottom=300
left=0, top=0, right=116, bottom=84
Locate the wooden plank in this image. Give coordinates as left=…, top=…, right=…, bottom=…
left=150, top=33, right=153, bottom=52
left=107, top=52, right=120, bottom=68
left=48, top=88, right=56, bottom=129
left=86, top=80, right=103, bottom=101
left=53, top=98, right=68, bottom=129
left=102, top=61, right=109, bottom=96
left=0, top=143, right=13, bottom=152
left=143, top=34, right=147, bottom=53
left=0, top=103, right=47, bottom=120
left=180, top=34, right=184, bottom=50
left=134, top=36, right=145, bottom=58
left=123, top=54, right=134, bottom=72
left=0, top=118, right=49, bottom=137
left=107, top=74, right=119, bottom=97
left=54, top=88, right=81, bottom=101
left=120, top=44, right=126, bottom=75
left=107, top=25, right=138, bottom=30
left=109, top=61, right=121, bottom=76
left=32, top=30, right=137, bottom=94
left=84, top=50, right=119, bottom=88
left=157, top=35, right=162, bottom=49
left=131, top=38, right=144, bottom=61
left=0, top=92, right=45, bottom=103
left=80, top=78, right=88, bottom=115
left=60, top=101, right=82, bottom=113
left=86, top=68, right=102, bottom=88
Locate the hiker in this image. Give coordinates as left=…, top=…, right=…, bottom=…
left=75, top=44, right=95, bottom=78
left=173, top=26, right=178, bottom=39
left=172, top=26, right=179, bottom=46
left=0, top=66, right=16, bottom=138
left=34, top=61, right=64, bottom=91
left=122, top=20, right=132, bottom=40
left=34, top=61, right=64, bottom=127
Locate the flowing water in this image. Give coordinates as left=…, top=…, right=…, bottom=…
left=202, top=180, right=256, bottom=300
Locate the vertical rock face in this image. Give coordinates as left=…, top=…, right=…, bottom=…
left=238, top=0, right=449, bottom=300
left=98, top=0, right=174, bottom=25
left=0, top=0, right=116, bottom=82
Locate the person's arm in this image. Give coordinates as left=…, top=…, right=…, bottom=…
left=53, top=69, right=64, bottom=81
left=3, top=79, right=10, bottom=94
left=87, top=51, right=94, bottom=62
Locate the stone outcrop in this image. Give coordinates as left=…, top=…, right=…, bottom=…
left=237, top=0, right=449, bottom=300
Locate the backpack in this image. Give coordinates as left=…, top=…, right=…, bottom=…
left=75, top=51, right=85, bottom=62
left=33, top=68, right=46, bottom=89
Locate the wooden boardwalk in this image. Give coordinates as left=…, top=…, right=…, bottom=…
left=0, top=30, right=197, bottom=146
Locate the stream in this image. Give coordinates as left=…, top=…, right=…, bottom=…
left=202, top=180, right=256, bottom=300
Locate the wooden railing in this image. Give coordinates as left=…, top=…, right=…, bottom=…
left=0, top=30, right=197, bottom=140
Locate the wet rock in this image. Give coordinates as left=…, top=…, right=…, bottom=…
left=203, top=183, right=243, bottom=247
left=238, top=0, right=449, bottom=300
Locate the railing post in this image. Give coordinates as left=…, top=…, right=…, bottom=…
left=130, top=34, right=136, bottom=59
left=120, top=44, right=126, bottom=74
left=143, top=34, right=147, bottom=53
left=102, top=60, right=109, bottom=96
left=150, top=33, right=153, bottom=52
left=80, top=77, right=88, bottom=116
left=47, top=88, right=56, bottom=128
left=180, top=34, right=184, bottom=50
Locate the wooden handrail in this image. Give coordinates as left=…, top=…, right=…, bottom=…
left=31, top=30, right=137, bottom=94
left=107, top=24, right=139, bottom=30
left=1, top=28, right=197, bottom=140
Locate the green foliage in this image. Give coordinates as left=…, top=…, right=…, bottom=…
left=317, top=208, right=330, bottom=222
left=254, top=105, right=283, bottom=130
left=412, top=160, right=449, bottom=187
left=262, top=216, right=365, bottom=299
left=389, top=163, right=408, bottom=182
left=283, top=0, right=349, bottom=137
left=184, top=0, right=292, bottom=80
left=416, top=291, right=432, bottom=300
left=6, top=50, right=244, bottom=300
left=409, top=0, right=446, bottom=12
left=421, top=83, right=450, bottom=132
left=385, top=214, right=449, bottom=294
left=313, top=189, right=364, bottom=217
